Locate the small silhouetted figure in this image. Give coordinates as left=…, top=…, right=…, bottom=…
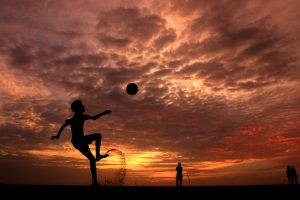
left=291, top=166, right=298, bottom=185
left=51, top=100, right=111, bottom=186
left=176, top=162, right=183, bottom=187
left=287, top=165, right=292, bottom=184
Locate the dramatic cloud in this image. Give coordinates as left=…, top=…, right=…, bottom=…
left=0, top=0, right=299, bottom=186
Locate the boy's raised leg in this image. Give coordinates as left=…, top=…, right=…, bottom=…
left=86, top=133, right=109, bottom=161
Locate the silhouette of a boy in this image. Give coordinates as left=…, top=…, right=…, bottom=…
left=51, top=100, right=111, bottom=186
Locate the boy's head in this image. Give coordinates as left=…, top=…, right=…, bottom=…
left=71, top=100, right=85, bottom=114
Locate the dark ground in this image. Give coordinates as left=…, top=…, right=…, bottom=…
left=0, top=184, right=299, bottom=199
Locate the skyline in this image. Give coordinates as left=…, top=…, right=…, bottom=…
left=0, top=0, right=300, bottom=186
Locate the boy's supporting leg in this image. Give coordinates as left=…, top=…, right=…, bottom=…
left=90, top=159, right=98, bottom=185
left=76, top=144, right=99, bottom=185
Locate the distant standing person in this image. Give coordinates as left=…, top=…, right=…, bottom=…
left=291, top=166, right=298, bottom=184
left=286, top=165, right=292, bottom=184
left=176, top=162, right=183, bottom=187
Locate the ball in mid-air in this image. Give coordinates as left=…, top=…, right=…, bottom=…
left=126, top=83, right=138, bottom=95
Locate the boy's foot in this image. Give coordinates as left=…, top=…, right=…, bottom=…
left=96, top=153, right=109, bottom=161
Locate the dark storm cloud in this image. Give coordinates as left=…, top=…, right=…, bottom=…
left=98, top=7, right=165, bottom=40
left=9, top=45, right=35, bottom=66
left=0, top=124, right=47, bottom=149
left=96, top=7, right=175, bottom=50
left=164, top=0, right=300, bottom=91
left=204, top=85, right=300, bottom=160
left=179, top=61, right=227, bottom=79
left=153, top=28, right=177, bottom=49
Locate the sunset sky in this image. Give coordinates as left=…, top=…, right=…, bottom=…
left=0, top=0, right=300, bottom=186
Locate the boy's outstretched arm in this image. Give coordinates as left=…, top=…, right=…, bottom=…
left=51, top=122, right=69, bottom=140
left=91, top=110, right=112, bottom=120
